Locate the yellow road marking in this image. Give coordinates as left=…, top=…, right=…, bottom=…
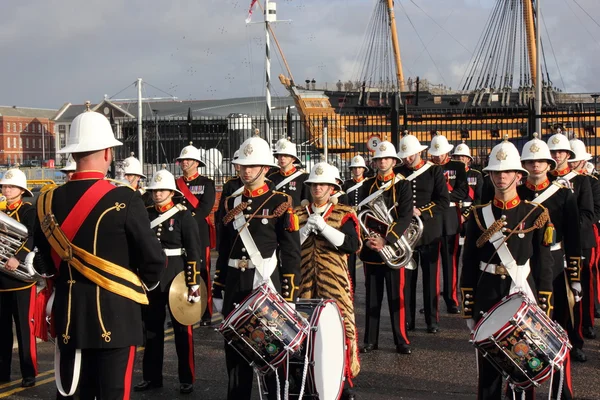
left=0, top=323, right=199, bottom=397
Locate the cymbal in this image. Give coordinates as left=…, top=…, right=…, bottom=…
left=168, top=271, right=207, bottom=326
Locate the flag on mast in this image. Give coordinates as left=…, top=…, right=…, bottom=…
left=245, top=0, right=258, bottom=23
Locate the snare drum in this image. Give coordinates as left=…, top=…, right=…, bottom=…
left=471, top=293, right=571, bottom=389
left=288, top=299, right=347, bottom=400
left=219, top=284, right=309, bottom=373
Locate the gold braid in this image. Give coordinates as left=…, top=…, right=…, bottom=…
left=223, top=201, right=248, bottom=225
left=272, top=201, right=290, bottom=218
left=476, top=217, right=505, bottom=248
left=475, top=206, right=549, bottom=248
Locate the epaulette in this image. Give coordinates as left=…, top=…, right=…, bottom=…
left=224, top=176, right=240, bottom=184
left=470, top=169, right=483, bottom=175
left=589, top=175, right=598, bottom=181
left=272, top=190, right=292, bottom=200
left=105, top=178, right=135, bottom=191
left=23, top=201, right=33, bottom=206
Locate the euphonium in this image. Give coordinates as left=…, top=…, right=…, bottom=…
left=358, top=195, right=423, bottom=270
left=0, top=211, right=46, bottom=282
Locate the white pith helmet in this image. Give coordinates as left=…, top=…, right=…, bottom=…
left=58, top=103, right=122, bottom=154
left=0, top=169, right=33, bottom=197
left=60, top=155, right=76, bottom=172
left=177, top=142, right=206, bottom=167
left=452, top=141, right=473, bottom=161
left=483, top=137, right=528, bottom=176
left=520, top=133, right=557, bottom=170
left=569, top=137, right=592, bottom=162
left=428, top=132, right=454, bottom=156
left=146, top=169, right=182, bottom=195
left=330, top=165, right=343, bottom=183
left=547, top=131, right=575, bottom=159
left=372, top=141, right=401, bottom=162
left=304, top=162, right=341, bottom=191
left=233, top=150, right=240, bottom=160
left=349, top=154, right=369, bottom=171
left=233, top=136, right=279, bottom=167
left=273, top=138, right=300, bottom=163
left=122, top=152, right=146, bottom=179
left=397, top=135, right=428, bottom=159
left=585, top=162, right=595, bottom=175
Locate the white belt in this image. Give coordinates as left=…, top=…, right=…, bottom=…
left=550, top=242, right=562, bottom=252
left=479, top=261, right=528, bottom=276
left=228, top=258, right=256, bottom=270
left=164, top=248, right=185, bottom=256
left=450, top=201, right=472, bottom=207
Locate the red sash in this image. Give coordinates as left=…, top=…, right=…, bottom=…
left=50, top=180, right=115, bottom=269
left=468, top=186, right=475, bottom=201
left=176, top=177, right=200, bottom=209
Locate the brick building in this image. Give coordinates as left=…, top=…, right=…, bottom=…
left=0, top=106, right=57, bottom=165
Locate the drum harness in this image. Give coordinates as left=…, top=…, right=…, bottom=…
left=478, top=199, right=566, bottom=400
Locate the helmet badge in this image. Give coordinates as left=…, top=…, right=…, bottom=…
left=4, top=171, right=13, bottom=179
left=315, top=165, right=324, bottom=175
left=529, top=144, right=540, bottom=154
left=244, top=144, right=254, bottom=156
left=401, top=144, right=407, bottom=152
left=154, top=174, right=162, bottom=182
left=552, top=137, right=560, bottom=145
left=379, top=143, right=387, bottom=152
left=496, top=149, right=508, bottom=161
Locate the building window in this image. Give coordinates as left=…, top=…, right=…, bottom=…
left=6, top=123, right=9, bottom=133
left=39, top=139, right=41, bottom=148
left=19, top=138, right=22, bottom=148
left=26, top=138, right=29, bottom=149
left=18, top=123, right=22, bottom=132
left=12, top=123, right=16, bottom=132
left=7, top=138, right=10, bottom=149
left=44, top=124, right=48, bottom=133
left=13, top=138, right=16, bottom=148
left=25, top=123, right=28, bottom=132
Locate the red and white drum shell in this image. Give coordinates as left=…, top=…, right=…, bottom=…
left=470, top=293, right=571, bottom=389
left=287, top=299, right=347, bottom=400
left=219, top=284, right=310, bottom=373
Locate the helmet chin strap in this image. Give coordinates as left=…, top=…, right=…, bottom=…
left=491, top=173, right=519, bottom=193
left=242, top=167, right=266, bottom=186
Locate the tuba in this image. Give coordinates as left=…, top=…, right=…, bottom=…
left=358, top=195, right=423, bottom=270
left=0, top=211, right=46, bottom=282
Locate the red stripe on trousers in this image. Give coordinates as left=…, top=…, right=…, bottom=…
left=187, top=325, right=195, bottom=382
left=589, top=249, right=596, bottom=324
left=27, top=286, right=38, bottom=375
left=436, top=241, right=441, bottom=321
left=564, top=352, right=573, bottom=396
left=399, top=268, right=410, bottom=344
left=451, top=235, right=460, bottom=305
left=205, top=246, right=212, bottom=316
left=123, top=346, right=135, bottom=400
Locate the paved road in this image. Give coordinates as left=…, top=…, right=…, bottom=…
left=3, top=259, right=600, bottom=399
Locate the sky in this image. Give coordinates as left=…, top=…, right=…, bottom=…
left=2, top=0, right=600, bottom=109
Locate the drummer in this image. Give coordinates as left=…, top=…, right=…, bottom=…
left=133, top=169, right=203, bottom=395
left=296, top=162, right=360, bottom=399
left=460, top=138, right=554, bottom=399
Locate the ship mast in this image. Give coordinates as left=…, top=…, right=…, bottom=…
left=523, top=0, right=537, bottom=90
left=386, top=0, right=405, bottom=92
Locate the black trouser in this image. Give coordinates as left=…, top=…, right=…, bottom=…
left=56, top=346, right=136, bottom=400
left=569, top=248, right=589, bottom=351
left=201, top=245, right=213, bottom=322
left=141, top=287, right=195, bottom=384
left=549, top=249, right=574, bottom=400
left=363, top=262, right=410, bottom=346
left=0, top=286, right=37, bottom=380
left=347, top=252, right=357, bottom=294
left=404, top=241, right=440, bottom=329
left=582, top=245, right=596, bottom=330
left=477, top=352, right=535, bottom=400
left=225, top=343, right=282, bottom=400
left=440, top=234, right=460, bottom=310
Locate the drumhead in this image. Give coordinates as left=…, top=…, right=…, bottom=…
left=474, top=294, right=523, bottom=342
left=312, top=301, right=346, bottom=400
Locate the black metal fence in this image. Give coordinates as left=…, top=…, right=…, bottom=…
left=114, top=106, right=600, bottom=183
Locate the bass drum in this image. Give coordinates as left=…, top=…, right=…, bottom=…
left=288, top=299, right=346, bottom=400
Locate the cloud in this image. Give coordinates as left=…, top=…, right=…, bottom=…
left=1, top=0, right=600, bottom=108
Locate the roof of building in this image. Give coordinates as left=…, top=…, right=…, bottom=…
left=0, top=106, right=58, bottom=119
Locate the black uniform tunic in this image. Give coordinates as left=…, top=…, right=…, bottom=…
left=267, top=167, right=310, bottom=206
left=342, top=177, right=366, bottom=208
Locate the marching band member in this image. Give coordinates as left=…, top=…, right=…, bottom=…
left=428, top=133, right=468, bottom=314
left=568, top=137, right=600, bottom=341
left=396, top=134, right=449, bottom=334
left=547, top=131, right=595, bottom=362
left=0, top=169, right=36, bottom=387
left=296, top=162, right=360, bottom=400
left=268, top=138, right=310, bottom=206
left=33, top=108, right=166, bottom=399
left=330, top=165, right=349, bottom=205
left=122, top=152, right=152, bottom=206
left=59, top=155, right=76, bottom=183
left=461, top=138, right=554, bottom=400
left=134, top=170, right=202, bottom=395
left=359, top=141, right=413, bottom=354
left=343, top=155, right=369, bottom=290
left=175, top=143, right=216, bottom=326
left=519, top=134, right=580, bottom=400
left=213, top=136, right=301, bottom=400
left=451, top=141, right=483, bottom=273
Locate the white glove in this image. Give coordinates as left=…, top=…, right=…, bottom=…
left=320, top=225, right=345, bottom=247
left=571, top=282, right=583, bottom=302
left=466, top=319, right=475, bottom=332
left=214, top=298, right=224, bottom=314
left=299, top=224, right=312, bottom=245
left=36, top=278, right=47, bottom=294
left=307, top=214, right=327, bottom=232
left=187, top=285, right=201, bottom=303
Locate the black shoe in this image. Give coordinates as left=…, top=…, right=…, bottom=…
left=165, top=320, right=173, bottom=329
left=419, top=308, right=425, bottom=314
left=21, top=377, right=35, bottom=388
left=396, top=344, right=412, bottom=354
left=180, top=383, right=194, bottom=394
left=407, top=322, right=415, bottom=331
left=200, top=319, right=212, bottom=327
left=427, top=325, right=439, bottom=334
left=447, top=306, right=460, bottom=314
left=360, top=343, right=378, bottom=353
left=583, top=327, right=597, bottom=339
left=571, top=348, right=587, bottom=362
left=342, top=388, right=356, bottom=400
left=595, top=310, right=600, bottom=319
left=133, top=380, right=163, bottom=392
